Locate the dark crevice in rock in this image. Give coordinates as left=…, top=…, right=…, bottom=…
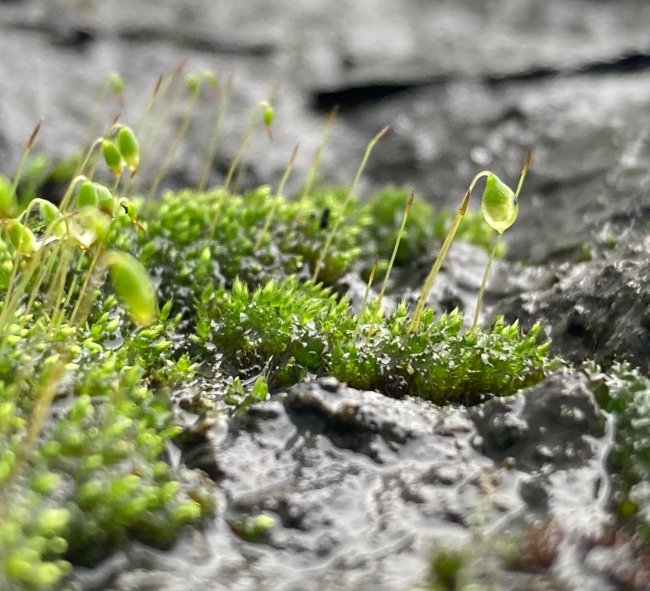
left=312, top=50, right=650, bottom=111
left=2, top=20, right=276, bottom=56
left=311, top=78, right=450, bottom=111
left=116, top=27, right=276, bottom=56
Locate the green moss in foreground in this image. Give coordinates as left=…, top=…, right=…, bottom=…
left=138, top=185, right=368, bottom=315
left=0, top=301, right=213, bottom=588
left=194, top=276, right=549, bottom=404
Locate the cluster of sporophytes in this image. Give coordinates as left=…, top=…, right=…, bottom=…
left=0, top=67, right=548, bottom=589
left=0, top=120, right=213, bottom=589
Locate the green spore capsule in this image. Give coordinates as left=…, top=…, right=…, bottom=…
left=38, top=200, right=66, bottom=237
left=262, top=101, right=274, bottom=139
left=95, top=183, right=116, bottom=216
left=78, top=180, right=99, bottom=208
left=101, top=139, right=123, bottom=178
left=480, top=172, right=519, bottom=235
left=110, top=72, right=124, bottom=95
left=186, top=73, right=200, bottom=95
left=7, top=220, right=36, bottom=255
left=202, top=70, right=218, bottom=88
left=117, top=125, right=140, bottom=173
left=0, top=174, right=17, bottom=218
left=104, top=250, right=159, bottom=326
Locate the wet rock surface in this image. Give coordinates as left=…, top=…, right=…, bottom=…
left=2, top=0, right=650, bottom=589
left=79, top=377, right=639, bottom=591
left=496, top=236, right=650, bottom=372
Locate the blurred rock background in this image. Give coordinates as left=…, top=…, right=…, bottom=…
left=2, top=0, right=650, bottom=263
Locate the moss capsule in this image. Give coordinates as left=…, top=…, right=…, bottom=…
left=38, top=200, right=66, bottom=237
left=0, top=174, right=17, bottom=218
left=110, top=72, right=124, bottom=94
left=104, top=250, right=159, bottom=326
left=95, top=183, right=115, bottom=216
left=117, top=126, right=140, bottom=173
left=7, top=220, right=36, bottom=255
left=186, top=73, right=200, bottom=95
left=480, top=173, right=519, bottom=235
left=102, top=139, right=123, bottom=178
left=78, top=180, right=99, bottom=208
left=262, top=101, right=274, bottom=139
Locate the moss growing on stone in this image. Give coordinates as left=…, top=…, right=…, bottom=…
left=193, top=275, right=549, bottom=404
left=0, top=82, right=554, bottom=590
left=0, top=292, right=212, bottom=588
left=589, top=363, right=650, bottom=543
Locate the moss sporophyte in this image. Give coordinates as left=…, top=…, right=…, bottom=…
left=0, top=69, right=549, bottom=590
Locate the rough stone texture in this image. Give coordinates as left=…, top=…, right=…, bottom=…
left=78, top=377, right=637, bottom=591
left=496, top=236, right=650, bottom=372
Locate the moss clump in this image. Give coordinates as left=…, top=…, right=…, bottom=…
left=195, top=277, right=355, bottom=387
left=332, top=305, right=548, bottom=404
left=588, top=363, right=650, bottom=543
left=193, top=276, right=549, bottom=404
left=138, top=185, right=368, bottom=317
left=0, top=294, right=212, bottom=587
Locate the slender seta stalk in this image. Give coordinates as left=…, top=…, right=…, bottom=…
left=311, top=124, right=390, bottom=284
left=254, top=144, right=299, bottom=250
left=301, top=107, right=338, bottom=199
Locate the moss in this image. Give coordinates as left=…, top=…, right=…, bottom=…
left=0, top=297, right=212, bottom=586
left=360, top=186, right=506, bottom=269
left=192, top=276, right=549, bottom=404
left=1, top=85, right=552, bottom=590
left=588, top=363, right=650, bottom=543
left=138, top=185, right=367, bottom=318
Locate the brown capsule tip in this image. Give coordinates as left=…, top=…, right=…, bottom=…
left=110, top=112, right=121, bottom=127
left=26, top=119, right=43, bottom=149
left=288, top=143, right=300, bottom=164
left=405, top=190, right=415, bottom=211
left=459, top=190, right=470, bottom=215
left=151, top=73, right=163, bottom=98
left=369, top=261, right=378, bottom=281
left=326, top=106, right=340, bottom=125
left=171, top=57, right=188, bottom=77
left=523, top=148, right=532, bottom=173
left=378, top=124, right=391, bottom=137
